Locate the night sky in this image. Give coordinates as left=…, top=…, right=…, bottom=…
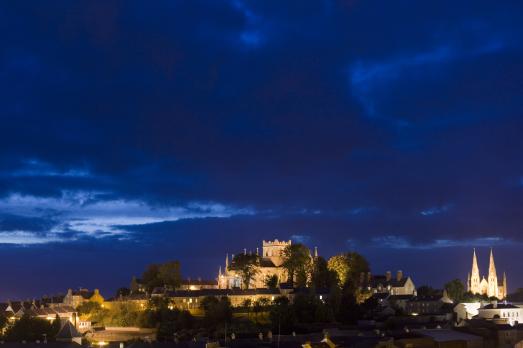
left=1, top=1, right=522, bottom=300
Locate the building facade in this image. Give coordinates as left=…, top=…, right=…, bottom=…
left=218, top=239, right=293, bottom=289
left=467, top=249, right=507, bottom=300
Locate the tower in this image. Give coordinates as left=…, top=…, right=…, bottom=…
left=487, top=248, right=499, bottom=298
left=468, top=249, right=481, bottom=294
left=502, top=272, right=507, bottom=299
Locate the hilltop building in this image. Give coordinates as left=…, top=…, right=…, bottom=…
left=467, top=249, right=507, bottom=300
left=218, top=239, right=319, bottom=289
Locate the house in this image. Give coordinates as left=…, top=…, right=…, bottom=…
left=477, top=302, right=523, bottom=326
left=360, top=271, right=416, bottom=296
left=405, top=293, right=453, bottom=315
left=62, top=288, right=104, bottom=308
left=166, top=288, right=281, bottom=309
left=56, top=321, right=82, bottom=344
left=176, top=278, right=218, bottom=291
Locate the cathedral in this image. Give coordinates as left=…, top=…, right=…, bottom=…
left=467, top=249, right=507, bottom=300
left=218, top=239, right=318, bottom=289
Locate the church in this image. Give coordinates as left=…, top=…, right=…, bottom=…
left=467, top=249, right=507, bottom=300
left=218, top=239, right=317, bottom=289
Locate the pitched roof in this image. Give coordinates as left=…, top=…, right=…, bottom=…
left=364, top=275, right=409, bottom=288
left=166, top=288, right=280, bottom=298
left=56, top=321, right=82, bottom=339
left=482, top=303, right=519, bottom=309
left=260, top=258, right=277, bottom=267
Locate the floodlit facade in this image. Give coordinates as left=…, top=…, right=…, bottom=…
left=467, top=249, right=507, bottom=300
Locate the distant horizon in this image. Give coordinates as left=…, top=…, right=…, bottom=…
left=0, top=243, right=518, bottom=302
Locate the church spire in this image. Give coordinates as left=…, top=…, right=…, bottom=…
left=487, top=248, right=499, bottom=298
left=488, top=248, right=497, bottom=277
left=225, top=253, right=229, bottom=269
left=469, top=248, right=481, bottom=294
left=472, top=248, right=479, bottom=275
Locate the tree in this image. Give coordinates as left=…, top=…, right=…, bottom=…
left=269, top=296, right=296, bottom=334
left=201, top=296, right=232, bottom=330
left=265, top=274, right=279, bottom=289
left=116, top=287, right=131, bottom=298
left=141, top=261, right=182, bottom=291
left=282, top=243, right=312, bottom=287
left=51, top=314, right=61, bottom=337
left=345, top=252, right=370, bottom=283
left=4, top=315, right=55, bottom=342
left=228, top=253, right=260, bottom=289
left=311, top=256, right=337, bottom=289
left=444, top=279, right=465, bottom=302
left=327, top=254, right=350, bottom=286
left=0, top=312, right=8, bottom=333
left=417, top=285, right=440, bottom=297
left=158, top=261, right=182, bottom=289
left=142, top=264, right=163, bottom=292
left=130, top=276, right=142, bottom=293
left=327, top=252, right=370, bottom=288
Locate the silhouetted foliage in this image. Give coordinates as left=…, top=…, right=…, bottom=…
left=269, top=296, right=296, bottom=334
left=265, top=274, right=279, bottom=289
left=4, top=315, right=56, bottom=342
left=201, top=296, right=232, bottom=330
left=228, top=253, right=260, bottom=289
left=282, top=243, right=312, bottom=287
left=141, top=261, right=182, bottom=291
left=444, top=279, right=465, bottom=302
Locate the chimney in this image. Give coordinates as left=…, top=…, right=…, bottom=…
left=386, top=271, right=392, bottom=281
left=367, top=272, right=372, bottom=282
left=397, top=270, right=403, bottom=282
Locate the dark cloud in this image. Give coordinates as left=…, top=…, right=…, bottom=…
left=0, top=0, right=522, bottom=298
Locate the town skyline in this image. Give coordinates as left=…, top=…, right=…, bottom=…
left=0, top=242, right=515, bottom=301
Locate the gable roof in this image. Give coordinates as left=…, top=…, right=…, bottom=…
left=56, top=321, right=82, bottom=339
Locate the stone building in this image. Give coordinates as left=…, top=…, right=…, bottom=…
left=477, top=302, right=523, bottom=326
left=361, top=270, right=417, bottom=296
left=467, top=249, right=507, bottom=300
left=218, top=239, right=294, bottom=289
left=62, top=288, right=104, bottom=308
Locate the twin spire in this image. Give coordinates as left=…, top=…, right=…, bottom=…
left=468, top=248, right=506, bottom=300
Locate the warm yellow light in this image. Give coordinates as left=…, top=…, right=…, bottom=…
left=411, top=313, right=418, bottom=316
left=46, top=316, right=54, bottom=321
left=97, top=341, right=108, bottom=346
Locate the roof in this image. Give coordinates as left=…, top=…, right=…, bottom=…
left=417, top=329, right=483, bottom=342
left=56, top=321, right=82, bottom=339
left=180, top=279, right=217, bottom=286
left=389, top=294, right=415, bottom=300
left=24, top=305, right=76, bottom=317
left=409, top=295, right=446, bottom=302
left=363, top=275, right=409, bottom=288
left=68, top=289, right=94, bottom=299
left=482, top=303, right=519, bottom=309
left=260, top=258, right=277, bottom=267
left=166, top=288, right=281, bottom=298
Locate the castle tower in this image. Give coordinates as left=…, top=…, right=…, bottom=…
left=469, top=249, right=481, bottom=294
left=262, top=239, right=291, bottom=267
left=487, top=248, right=499, bottom=298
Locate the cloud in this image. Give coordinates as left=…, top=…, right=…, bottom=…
left=420, top=204, right=453, bottom=216
left=372, top=235, right=518, bottom=249
left=0, top=191, right=254, bottom=243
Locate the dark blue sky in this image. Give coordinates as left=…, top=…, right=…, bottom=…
left=1, top=1, right=522, bottom=300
